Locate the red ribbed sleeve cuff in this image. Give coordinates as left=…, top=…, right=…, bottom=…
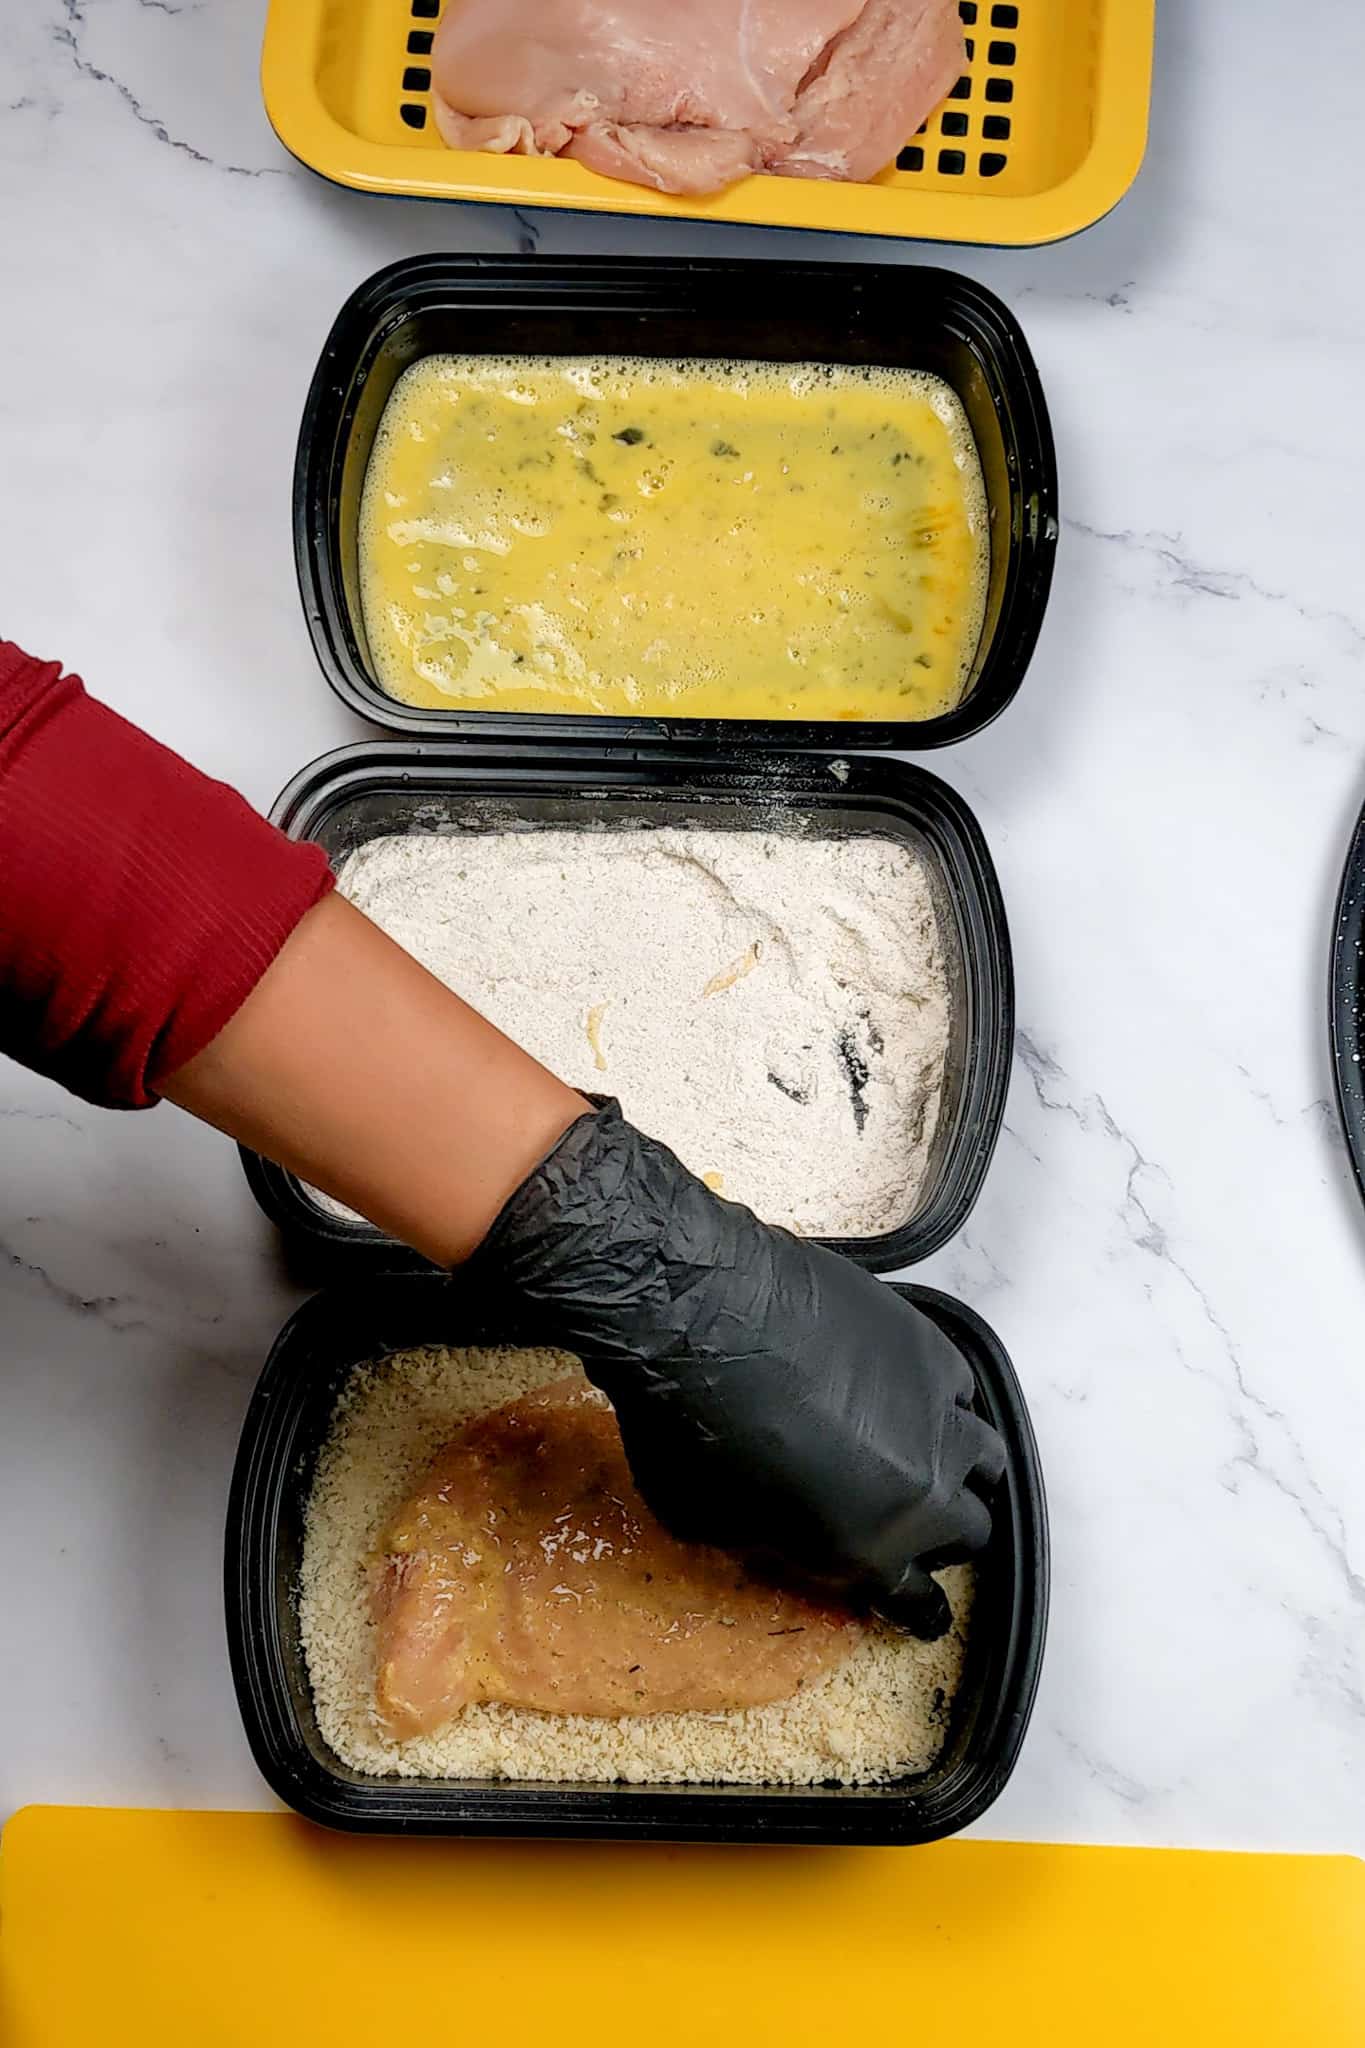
left=0, top=641, right=334, bottom=1110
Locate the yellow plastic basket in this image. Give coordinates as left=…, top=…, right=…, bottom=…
left=263, top=0, right=1153, bottom=247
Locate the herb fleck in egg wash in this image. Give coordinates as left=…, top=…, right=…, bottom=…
left=359, top=355, right=989, bottom=721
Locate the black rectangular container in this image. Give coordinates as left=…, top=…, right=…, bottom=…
left=225, top=1273, right=1047, bottom=1844
left=240, top=742, right=1012, bottom=1274
left=295, top=254, right=1057, bottom=751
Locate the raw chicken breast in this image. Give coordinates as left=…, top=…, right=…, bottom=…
left=372, top=1377, right=860, bottom=1735
left=431, top=0, right=965, bottom=197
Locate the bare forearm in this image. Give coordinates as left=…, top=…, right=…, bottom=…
left=166, top=894, right=588, bottom=1265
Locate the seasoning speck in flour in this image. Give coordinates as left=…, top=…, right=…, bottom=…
left=314, top=825, right=953, bottom=1239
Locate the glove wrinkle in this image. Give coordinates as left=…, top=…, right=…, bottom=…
left=470, top=1097, right=1005, bottom=1639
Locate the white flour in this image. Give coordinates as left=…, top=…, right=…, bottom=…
left=313, top=823, right=952, bottom=1238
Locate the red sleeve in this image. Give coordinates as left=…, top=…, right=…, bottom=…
left=0, top=641, right=334, bottom=1110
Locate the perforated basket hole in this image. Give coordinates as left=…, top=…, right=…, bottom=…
left=399, top=0, right=439, bottom=132
left=894, top=0, right=1018, bottom=184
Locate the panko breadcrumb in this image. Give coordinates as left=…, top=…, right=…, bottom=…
left=298, top=1344, right=973, bottom=1786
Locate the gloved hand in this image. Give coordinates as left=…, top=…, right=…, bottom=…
left=472, top=1098, right=1005, bottom=1639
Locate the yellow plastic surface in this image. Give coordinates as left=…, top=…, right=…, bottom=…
left=262, top=0, right=1154, bottom=246
left=3, top=1807, right=1362, bottom=2046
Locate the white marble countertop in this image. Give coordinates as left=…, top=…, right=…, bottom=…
left=1, top=1, right=1362, bottom=1855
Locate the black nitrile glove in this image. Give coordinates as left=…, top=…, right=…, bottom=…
left=473, top=1099, right=1005, bottom=1639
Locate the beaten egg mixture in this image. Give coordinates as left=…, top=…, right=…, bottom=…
left=359, top=354, right=989, bottom=721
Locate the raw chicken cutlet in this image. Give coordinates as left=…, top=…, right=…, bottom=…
left=431, top=0, right=965, bottom=196
left=372, top=1376, right=860, bottom=1735
left=301, top=1344, right=974, bottom=1785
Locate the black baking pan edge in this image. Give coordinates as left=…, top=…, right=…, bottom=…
left=1330, top=797, right=1365, bottom=1210
left=225, top=1273, right=1048, bottom=1844
left=294, top=253, right=1057, bottom=752
left=239, top=740, right=1014, bottom=1276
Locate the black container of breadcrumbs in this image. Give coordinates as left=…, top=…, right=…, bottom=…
left=225, top=252, right=1052, bottom=1841
left=226, top=1274, right=1046, bottom=1845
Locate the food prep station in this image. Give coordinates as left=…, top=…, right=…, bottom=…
left=209, top=242, right=1049, bottom=1841
left=1, top=0, right=1363, bottom=1933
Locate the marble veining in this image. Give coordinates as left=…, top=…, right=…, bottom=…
left=1, top=0, right=1363, bottom=1850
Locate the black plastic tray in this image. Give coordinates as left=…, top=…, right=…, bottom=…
left=240, top=742, right=1013, bottom=1274
left=225, top=1273, right=1047, bottom=1844
left=1331, top=798, right=1365, bottom=1209
left=295, top=254, right=1057, bottom=752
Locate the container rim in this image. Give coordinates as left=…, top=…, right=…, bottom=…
left=293, top=252, right=1058, bottom=753
left=224, top=1274, right=1048, bottom=1843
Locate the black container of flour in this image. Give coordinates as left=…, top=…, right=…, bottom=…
left=225, top=1272, right=1046, bottom=1845
left=239, top=742, right=1012, bottom=1275
left=292, top=253, right=1057, bottom=753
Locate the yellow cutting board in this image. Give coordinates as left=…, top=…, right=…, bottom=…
left=2, top=1807, right=1361, bottom=2046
